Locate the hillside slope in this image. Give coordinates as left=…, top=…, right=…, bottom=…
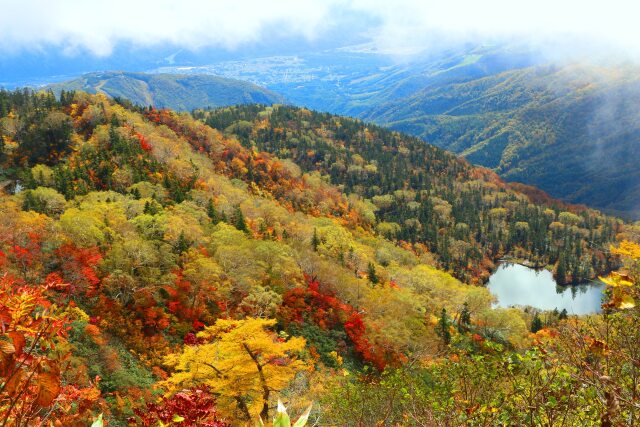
left=46, top=71, right=284, bottom=111
left=150, top=47, right=640, bottom=217
left=0, top=90, right=629, bottom=426
left=196, top=104, right=619, bottom=285
left=362, top=64, right=640, bottom=218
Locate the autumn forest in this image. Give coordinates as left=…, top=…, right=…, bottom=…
left=0, top=82, right=638, bottom=427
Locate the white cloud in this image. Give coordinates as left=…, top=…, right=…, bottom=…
left=0, top=0, right=639, bottom=57
left=351, top=0, right=640, bottom=57
left=0, top=0, right=343, bottom=56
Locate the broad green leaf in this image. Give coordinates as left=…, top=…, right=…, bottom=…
left=273, top=412, right=291, bottom=427
left=292, top=404, right=313, bottom=427
left=273, top=400, right=291, bottom=427
left=90, top=413, right=103, bottom=427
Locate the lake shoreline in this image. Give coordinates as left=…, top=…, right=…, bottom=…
left=487, top=263, right=605, bottom=315
left=496, top=256, right=610, bottom=288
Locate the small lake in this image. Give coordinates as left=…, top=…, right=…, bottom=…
left=487, top=263, right=606, bottom=315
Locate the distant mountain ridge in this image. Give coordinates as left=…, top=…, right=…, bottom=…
left=153, top=44, right=539, bottom=117
left=42, top=51, right=640, bottom=218
left=361, top=64, right=640, bottom=218
left=46, top=71, right=284, bottom=111
left=161, top=47, right=638, bottom=217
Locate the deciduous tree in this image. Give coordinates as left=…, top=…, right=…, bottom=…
left=162, top=318, right=308, bottom=421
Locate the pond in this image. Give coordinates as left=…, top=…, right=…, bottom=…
left=487, top=263, right=606, bottom=315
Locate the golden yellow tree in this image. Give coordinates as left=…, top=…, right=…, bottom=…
left=162, top=318, right=308, bottom=421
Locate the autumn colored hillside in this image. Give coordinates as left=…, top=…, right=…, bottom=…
left=0, top=90, right=634, bottom=426
left=362, top=64, right=640, bottom=218
left=196, top=104, right=619, bottom=284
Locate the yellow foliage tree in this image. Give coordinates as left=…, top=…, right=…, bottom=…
left=162, top=318, right=308, bottom=421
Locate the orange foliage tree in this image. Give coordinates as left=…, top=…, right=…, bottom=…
left=0, top=274, right=100, bottom=426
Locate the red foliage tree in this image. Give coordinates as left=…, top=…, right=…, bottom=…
left=135, top=132, right=153, bottom=152
left=280, top=274, right=388, bottom=370
left=54, top=243, right=102, bottom=298
left=130, top=386, right=228, bottom=427
left=8, top=232, right=44, bottom=281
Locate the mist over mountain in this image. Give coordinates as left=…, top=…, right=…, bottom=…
left=157, top=44, right=539, bottom=115
left=11, top=39, right=638, bottom=217
left=360, top=63, right=640, bottom=218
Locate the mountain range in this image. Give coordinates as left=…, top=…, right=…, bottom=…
left=46, top=71, right=284, bottom=111
left=362, top=64, right=640, bottom=218
left=154, top=46, right=640, bottom=217
left=38, top=46, right=640, bottom=218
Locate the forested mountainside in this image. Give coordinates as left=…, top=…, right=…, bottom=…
left=45, top=49, right=640, bottom=220
left=195, top=104, right=619, bottom=285
left=46, top=53, right=640, bottom=220
left=360, top=64, right=640, bottom=218
left=0, top=89, right=635, bottom=426
left=46, top=71, right=284, bottom=111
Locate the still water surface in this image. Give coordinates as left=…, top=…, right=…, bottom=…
left=487, top=263, right=605, bottom=315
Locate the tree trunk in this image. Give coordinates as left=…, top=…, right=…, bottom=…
left=242, top=342, right=270, bottom=420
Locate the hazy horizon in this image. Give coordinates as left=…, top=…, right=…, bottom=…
left=1, top=0, right=639, bottom=64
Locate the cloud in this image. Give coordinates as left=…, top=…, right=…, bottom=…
left=0, top=0, right=343, bottom=56
left=350, top=0, right=640, bottom=59
left=1, top=0, right=639, bottom=58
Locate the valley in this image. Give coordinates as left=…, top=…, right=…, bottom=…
left=152, top=47, right=640, bottom=218
left=1, top=2, right=639, bottom=425
left=0, top=88, right=634, bottom=425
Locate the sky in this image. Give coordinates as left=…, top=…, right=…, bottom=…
left=1, top=0, right=639, bottom=58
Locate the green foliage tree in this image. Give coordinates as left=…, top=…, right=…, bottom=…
left=437, top=307, right=451, bottom=346
left=18, top=110, right=73, bottom=165
left=21, top=187, right=66, bottom=217
left=207, top=198, right=221, bottom=224
left=311, top=228, right=320, bottom=252
left=174, top=230, right=191, bottom=255
left=458, top=302, right=471, bottom=332
left=232, top=205, right=248, bottom=232
left=367, top=262, right=379, bottom=285
left=530, top=312, right=543, bottom=333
